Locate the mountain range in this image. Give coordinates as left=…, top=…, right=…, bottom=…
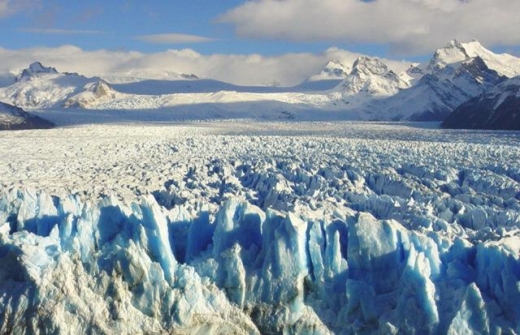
left=1, top=40, right=520, bottom=129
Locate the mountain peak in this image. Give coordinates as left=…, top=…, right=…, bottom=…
left=25, top=62, right=58, bottom=74
left=324, top=59, right=344, bottom=67
left=339, top=56, right=408, bottom=97
left=18, top=62, right=59, bottom=81
left=447, top=39, right=461, bottom=47
left=429, top=41, right=469, bottom=70
left=322, top=59, right=350, bottom=77
left=351, top=56, right=390, bottom=76
left=426, top=39, right=520, bottom=78
left=306, top=59, right=350, bottom=82
left=428, top=39, right=495, bottom=70
left=445, top=39, right=485, bottom=51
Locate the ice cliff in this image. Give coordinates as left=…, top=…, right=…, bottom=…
left=1, top=185, right=519, bottom=334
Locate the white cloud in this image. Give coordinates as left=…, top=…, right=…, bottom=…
left=218, top=0, right=520, bottom=55
left=0, top=45, right=411, bottom=86
left=20, top=28, right=104, bottom=35
left=0, top=0, right=39, bottom=18
left=136, top=33, right=216, bottom=44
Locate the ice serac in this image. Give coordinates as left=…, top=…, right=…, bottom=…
left=0, top=189, right=260, bottom=334
left=1, top=186, right=520, bottom=334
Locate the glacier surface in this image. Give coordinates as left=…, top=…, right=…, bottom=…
left=0, top=122, right=520, bottom=334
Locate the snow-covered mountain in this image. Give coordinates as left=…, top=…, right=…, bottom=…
left=306, top=59, right=351, bottom=82
left=63, top=80, right=121, bottom=108
left=0, top=101, right=54, bottom=130
left=442, top=76, right=520, bottom=129
left=101, top=68, right=199, bottom=84
left=427, top=40, right=520, bottom=78
left=18, top=61, right=59, bottom=80
left=0, top=62, right=108, bottom=109
left=303, top=41, right=519, bottom=121
left=336, top=56, right=410, bottom=107
left=0, top=40, right=518, bottom=123
left=368, top=40, right=511, bottom=121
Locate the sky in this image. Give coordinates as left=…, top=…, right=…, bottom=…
left=1, top=0, right=520, bottom=85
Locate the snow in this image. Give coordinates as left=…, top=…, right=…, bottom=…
left=1, top=41, right=520, bottom=332
left=1, top=40, right=519, bottom=122
left=101, top=68, right=199, bottom=84
left=306, top=59, right=351, bottom=82
left=427, top=40, right=469, bottom=71
left=0, top=69, right=102, bottom=108
left=461, top=40, right=520, bottom=78
left=425, top=40, right=520, bottom=78
left=1, top=121, right=520, bottom=333
left=337, top=56, right=409, bottom=97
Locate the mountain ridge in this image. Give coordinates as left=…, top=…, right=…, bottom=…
left=0, top=40, right=519, bottom=124
left=442, top=76, right=520, bottom=130
left=0, top=101, right=54, bottom=130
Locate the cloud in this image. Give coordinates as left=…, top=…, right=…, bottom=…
left=20, top=28, right=104, bottom=35
left=0, top=45, right=411, bottom=86
left=136, top=33, right=216, bottom=44
left=218, top=0, right=520, bottom=55
left=0, top=0, right=40, bottom=18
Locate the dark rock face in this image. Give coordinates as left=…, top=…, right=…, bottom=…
left=18, top=62, right=59, bottom=81
left=0, top=114, right=55, bottom=130
left=0, top=102, right=54, bottom=130
left=442, top=80, right=520, bottom=130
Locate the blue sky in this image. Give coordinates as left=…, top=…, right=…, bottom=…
left=1, top=2, right=232, bottom=52
left=1, top=1, right=520, bottom=58
left=5, top=0, right=519, bottom=59
left=0, top=1, right=345, bottom=55
left=1, top=1, right=519, bottom=86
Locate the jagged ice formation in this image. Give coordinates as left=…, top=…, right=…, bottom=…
left=1, top=122, right=520, bottom=334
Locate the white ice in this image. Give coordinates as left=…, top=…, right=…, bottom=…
left=0, top=122, right=519, bottom=334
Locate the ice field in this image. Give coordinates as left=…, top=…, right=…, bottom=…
left=1, top=121, right=520, bottom=334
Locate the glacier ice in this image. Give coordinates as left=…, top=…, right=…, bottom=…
left=1, top=122, right=520, bottom=334
left=1, top=184, right=520, bottom=334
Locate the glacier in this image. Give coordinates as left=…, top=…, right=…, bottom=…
left=1, top=188, right=519, bottom=334
left=0, top=122, right=520, bottom=334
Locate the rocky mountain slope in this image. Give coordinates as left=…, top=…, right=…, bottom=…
left=0, top=101, right=54, bottom=130
left=366, top=40, right=515, bottom=121
left=442, top=76, right=520, bottom=129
